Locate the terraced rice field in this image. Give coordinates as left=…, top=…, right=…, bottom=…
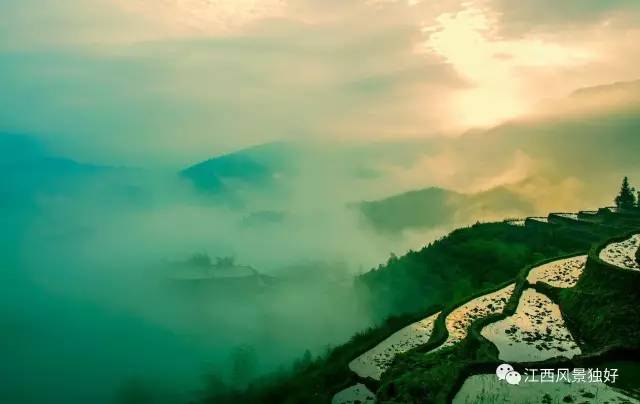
left=481, top=288, right=581, bottom=362
left=599, top=234, right=640, bottom=270
left=332, top=383, right=375, bottom=404
left=505, top=219, right=526, bottom=227
left=527, top=255, right=587, bottom=288
left=453, top=374, right=638, bottom=404
left=349, top=312, right=440, bottom=380
left=530, top=217, right=549, bottom=223
left=556, top=213, right=579, bottom=220
left=428, top=284, right=515, bottom=353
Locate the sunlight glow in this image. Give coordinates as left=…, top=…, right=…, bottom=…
left=421, top=2, right=596, bottom=128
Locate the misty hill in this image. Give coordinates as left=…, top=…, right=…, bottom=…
left=569, top=78, right=640, bottom=99
left=180, top=142, right=295, bottom=194
left=476, top=79, right=640, bottom=182
left=181, top=153, right=270, bottom=193
left=358, top=187, right=455, bottom=232
left=0, top=133, right=169, bottom=235
left=178, top=139, right=449, bottom=207
left=181, top=79, right=640, bottom=219
left=0, top=133, right=106, bottom=206
left=381, top=79, right=640, bottom=216
left=358, top=186, right=532, bottom=233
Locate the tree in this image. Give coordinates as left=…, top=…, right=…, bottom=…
left=614, top=177, right=636, bottom=210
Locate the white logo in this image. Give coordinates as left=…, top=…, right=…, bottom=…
left=496, top=363, right=521, bottom=385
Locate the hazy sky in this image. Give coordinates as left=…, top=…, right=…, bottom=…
left=1, top=0, right=639, bottom=165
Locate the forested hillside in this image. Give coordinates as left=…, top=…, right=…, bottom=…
left=356, top=219, right=619, bottom=319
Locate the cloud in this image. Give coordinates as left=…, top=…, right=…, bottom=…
left=489, top=0, right=640, bottom=34
left=1, top=0, right=639, bottom=165
left=419, top=4, right=598, bottom=127
left=112, top=0, right=287, bottom=36
left=0, top=0, right=165, bottom=50
left=0, top=3, right=461, bottom=166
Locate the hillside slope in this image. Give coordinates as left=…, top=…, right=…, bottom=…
left=356, top=211, right=626, bottom=318
left=376, top=223, right=640, bottom=403
left=197, top=207, right=640, bottom=404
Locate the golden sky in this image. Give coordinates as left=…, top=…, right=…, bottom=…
left=1, top=0, right=639, bottom=164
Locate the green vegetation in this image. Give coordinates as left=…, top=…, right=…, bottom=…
left=201, top=178, right=640, bottom=403
left=357, top=221, right=617, bottom=320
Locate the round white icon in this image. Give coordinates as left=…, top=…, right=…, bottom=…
left=496, top=363, right=514, bottom=381
left=505, top=370, right=522, bottom=385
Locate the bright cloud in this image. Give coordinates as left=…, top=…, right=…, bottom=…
left=421, top=2, right=596, bottom=127
left=0, top=0, right=639, bottom=164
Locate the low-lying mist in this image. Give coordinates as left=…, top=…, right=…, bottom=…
left=0, top=159, right=451, bottom=404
